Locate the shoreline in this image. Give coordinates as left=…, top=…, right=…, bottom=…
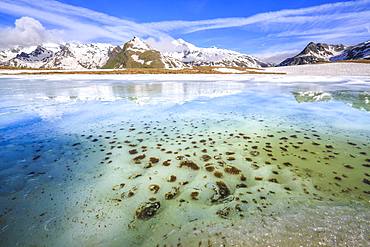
left=0, top=66, right=281, bottom=76
left=1, top=62, right=370, bottom=77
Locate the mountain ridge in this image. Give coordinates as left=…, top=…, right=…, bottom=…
left=0, top=37, right=268, bottom=70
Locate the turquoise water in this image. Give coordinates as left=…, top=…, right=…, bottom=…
left=0, top=76, right=369, bottom=246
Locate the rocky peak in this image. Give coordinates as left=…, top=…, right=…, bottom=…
left=56, top=45, right=75, bottom=58
left=15, top=45, right=53, bottom=62
left=124, top=37, right=152, bottom=51
left=301, top=42, right=345, bottom=56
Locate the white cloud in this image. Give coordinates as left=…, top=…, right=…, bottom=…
left=145, top=36, right=182, bottom=53
left=0, top=16, right=62, bottom=48
left=142, top=0, right=370, bottom=53
left=0, top=0, right=172, bottom=45
left=143, top=0, right=370, bottom=34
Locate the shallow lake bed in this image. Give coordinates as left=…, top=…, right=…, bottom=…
left=0, top=76, right=369, bottom=246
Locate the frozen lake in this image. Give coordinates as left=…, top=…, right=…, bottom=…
left=0, top=75, right=369, bottom=246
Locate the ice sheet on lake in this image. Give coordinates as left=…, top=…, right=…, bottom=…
left=0, top=76, right=369, bottom=246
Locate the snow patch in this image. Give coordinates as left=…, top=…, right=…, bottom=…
left=131, top=54, right=145, bottom=64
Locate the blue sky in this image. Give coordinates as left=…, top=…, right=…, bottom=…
left=0, top=0, right=369, bottom=62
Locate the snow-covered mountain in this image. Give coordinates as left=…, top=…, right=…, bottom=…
left=1, top=43, right=114, bottom=69
left=279, top=42, right=346, bottom=66
left=279, top=40, right=370, bottom=66
left=163, top=39, right=269, bottom=68
left=103, top=37, right=186, bottom=69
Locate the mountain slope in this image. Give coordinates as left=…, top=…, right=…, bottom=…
left=279, top=42, right=346, bottom=66
left=0, top=47, right=27, bottom=63
left=51, top=43, right=114, bottom=69
left=331, top=40, right=370, bottom=61
left=103, top=37, right=186, bottom=69
left=163, top=39, right=268, bottom=68
left=279, top=40, right=370, bottom=66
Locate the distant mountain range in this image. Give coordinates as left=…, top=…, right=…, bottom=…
left=0, top=37, right=268, bottom=70
left=0, top=37, right=369, bottom=70
left=279, top=40, right=370, bottom=66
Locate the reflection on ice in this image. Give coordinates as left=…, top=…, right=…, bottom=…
left=2, top=79, right=246, bottom=103
left=0, top=79, right=248, bottom=121
left=293, top=90, right=370, bottom=111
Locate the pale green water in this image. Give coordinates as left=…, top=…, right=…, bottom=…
left=0, top=77, right=369, bottom=246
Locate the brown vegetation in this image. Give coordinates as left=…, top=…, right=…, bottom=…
left=0, top=66, right=285, bottom=75
left=335, top=59, right=370, bottom=64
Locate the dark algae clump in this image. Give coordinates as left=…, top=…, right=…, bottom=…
left=165, top=187, right=180, bottom=200
left=224, top=165, right=241, bottom=175
left=135, top=201, right=161, bottom=220
left=211, top=181, right=231, bottom=203
left=179, top=160, right=200, bottom=170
